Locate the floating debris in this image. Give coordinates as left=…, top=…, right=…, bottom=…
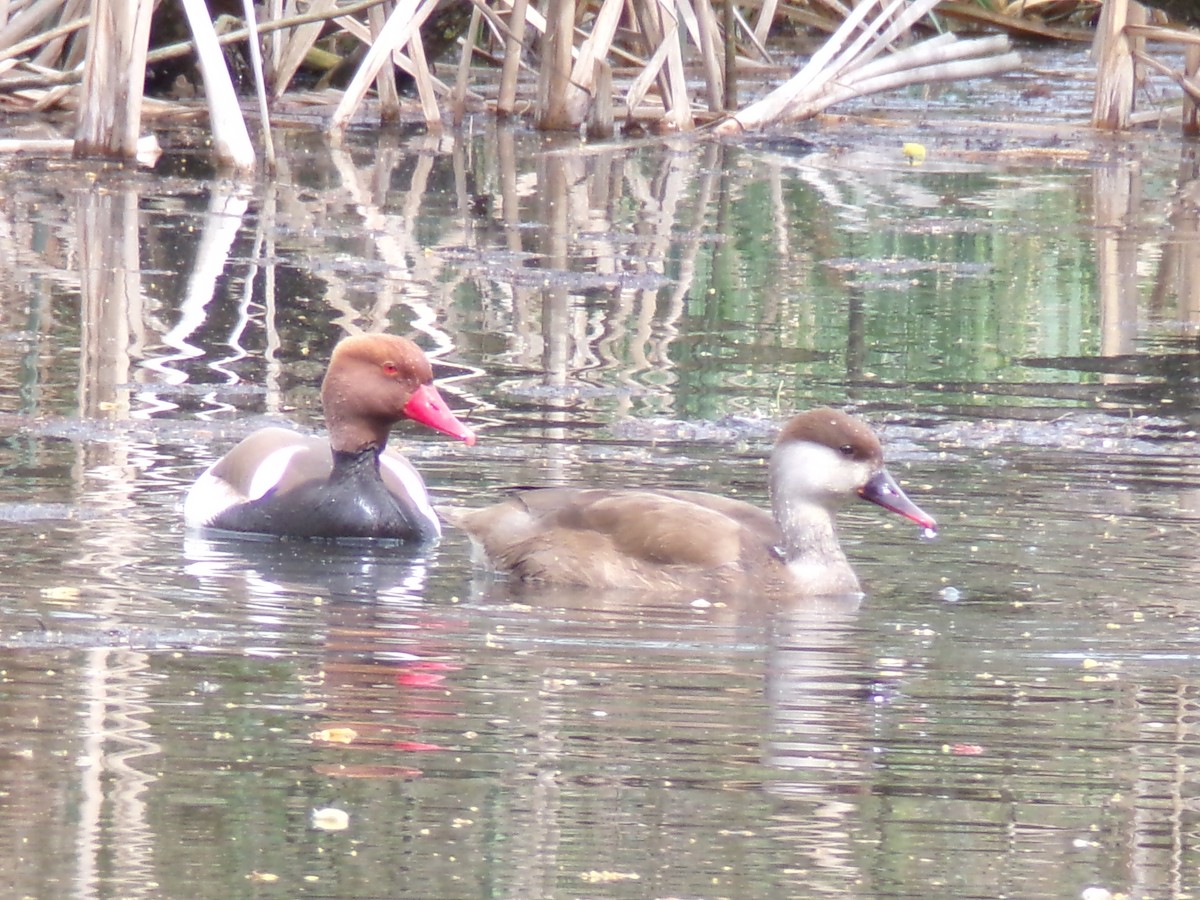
left=311, top=807, right=350, bottom=832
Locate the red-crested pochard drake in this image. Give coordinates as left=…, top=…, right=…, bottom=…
left=438, top=408, right=935, bottom=595
left=185, top=333, right=475, bottom=541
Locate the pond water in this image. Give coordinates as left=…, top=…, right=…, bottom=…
left=2, top=81, right=1200, bottom=898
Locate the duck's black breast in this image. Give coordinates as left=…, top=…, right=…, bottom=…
left=209, top=448, right=440, bottom=542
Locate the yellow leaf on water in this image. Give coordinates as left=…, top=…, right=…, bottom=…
left=310, top=727, right=358, bottom=744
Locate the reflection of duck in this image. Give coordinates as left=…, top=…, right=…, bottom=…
left=453, top=574, right=872, bottom=891
left=439, top=408, right=936, bottom=595
left=182, top=531, right=436, bottom=603
left=182, top=532, right=461, bottom=777
left=185, top=334, right=475, bottom=541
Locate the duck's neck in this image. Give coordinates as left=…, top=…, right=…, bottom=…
left=772, top=499, right=858, bottom=591
left=770, top=449, right=863, bottom=595
left=326, top=404, right=392, bottom=455
left=330, top=445, right=383, bottom=482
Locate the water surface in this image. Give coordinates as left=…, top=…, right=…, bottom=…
left=1, top=96, right=1199, bottom=898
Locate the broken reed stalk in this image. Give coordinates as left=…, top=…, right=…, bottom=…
left=850, top=32, right=1007, bottom=84
left=714, top=0, right=909, bottom=132
left=179, top=0, right=256, bottom=171
left=627, top=0, right=692, bottom=130
left=714, top=0, right=1023, bottom=133
left=692, top=0, right=724, bottom=110
left=730, top=3, right=773, bottom=62
left=0, top=0, right=394, bottom=94
left=262, top=0, right=282, bottom=73
left=825, top=48, right=1022, bottom=106
left=451, top=2, right=482, bottom=123
left=723, top=0, right=737, bottom=108
left=562, top=0, right=623, bottom=123
left=269, top=0, right=336, bottom=99
left=660, top=4, right=694, bottom=129
left=1135, top=48, right=1200, bottom=102
left=769, top=37, right=1020, bottom=123
left=239, top=0, right=275, bottom=171
left=1092, top=0, right=1139, bottom=129
left=0, top=0, right=77, bottom=51
left=754, top=0, right=780, bottom=45
left=535, top=0, right=575, bottom=129
left=327, top=0, right=440, bottom=140
left=72, top=0, right=153, bottom=159
left=154, top=0, right=393, bottom=69
left=368, top=0, right=402, bottom=121
left=54, top=0, right=89, bottom=71
left=494, top=0, right=529, bottom=114
left=1186, top=44, right=1200, bottom=134
left=0, top=14, right=87, bottom=65
left=0, top=134, right=160, bottom=159
left=1125, top=23, right=1200, bottom=46
left=406, top=29, right=441, bottom=127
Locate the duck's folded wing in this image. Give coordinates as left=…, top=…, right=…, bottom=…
left=568, top=491, right=745, bottom=567
left=444, top=488, right=752, bottom=581
left=185, top=429, right=328, bottom=527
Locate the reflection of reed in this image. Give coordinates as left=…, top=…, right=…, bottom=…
left=102, top=130, right=823, bottom=431
left=324, top=134, right=487, bottom=420
left=1094, top=152, right=1200, bottom=409
left=485, top=133, right=726, bottom=419
left=148, top=183, right=252, bottom=407
left=71, top=183, right=167, bottom=900
left=459, top=581, right=868, bottom=894
left=1093, top=160, right=1140, bottom=374
left=75, top=648, right=160, bottom=900
left=78, top=185, right=140, bottom=418
left=1150, top=153, right=1200, bottom=325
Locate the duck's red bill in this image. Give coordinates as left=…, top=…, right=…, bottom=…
left=403, top=384, right=476, bottom=445
left=858, top=468, right=936, bottom=533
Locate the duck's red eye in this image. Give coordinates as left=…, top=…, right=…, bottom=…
left=382, top=361, right=399, bottom=376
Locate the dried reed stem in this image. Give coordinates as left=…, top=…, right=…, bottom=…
left=73, top=0, right=153, bottom=159
left=716, top=0, right=1019, bottom=133
left=494, top=0, right=528, bottom=115
left=328, top=0, right=440, bottom=139
left=451, top=2, right=482, bottom=123
left=179, top=0, right=256, bottom=171
left=368, top=0, right=401, bottom=121
left=1092, top=0, right=1139, bottom=129
left=240, top=0, right=275, bottom=171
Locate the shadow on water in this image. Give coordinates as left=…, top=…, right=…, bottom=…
left=0, top=111, right=1199, bottom=897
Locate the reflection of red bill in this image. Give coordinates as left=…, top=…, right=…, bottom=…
left=313, top=763, right=423, bottom=779
left=396, top=671, right=446, bottom=688
left=393, top=740, right=443, bottom=753
left=396, top=659, right=457, bottom=688
left=948, top=743, right=984, bottom=756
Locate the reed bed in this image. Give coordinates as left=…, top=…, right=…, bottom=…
left=0, top=0, right=1194, bottom=168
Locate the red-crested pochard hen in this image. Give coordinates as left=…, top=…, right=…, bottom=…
left=438, top=408, right=935, bottom=595
left=185, top=333, right=475, bottom=541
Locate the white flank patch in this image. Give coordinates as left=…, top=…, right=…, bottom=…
left=381, top=455, right=441, bottom=537
left=183, top=469, right=243, bottom=527
left=247, top=446, right=306, bottom=501
left=183, top=445, right=306, bottom=527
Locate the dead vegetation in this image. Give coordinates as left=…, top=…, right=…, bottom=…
left=0, top=0, right=1195, bottom=169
